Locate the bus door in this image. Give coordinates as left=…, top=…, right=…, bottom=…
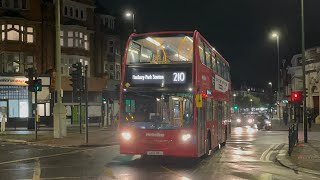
left=197, top=98, right=206, bottom=156
left=217, top=101, right=223, bottom=143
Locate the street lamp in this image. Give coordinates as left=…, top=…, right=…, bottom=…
left=271, top=31, right=281, bottom=123
left=250, top=99, right=253, bottom=111
left=125, top=11, right=135, bottom=32
left=271, top=32, right=280, bottom=103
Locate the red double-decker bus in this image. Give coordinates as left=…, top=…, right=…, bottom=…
left=119, top=31, right=231, bottom=157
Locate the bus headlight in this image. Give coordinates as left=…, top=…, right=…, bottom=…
left=182, top=133, right=191, bottom=141
left=236, top=119, right=241, bottom=123
left=121, top=132, right=132, bottom=141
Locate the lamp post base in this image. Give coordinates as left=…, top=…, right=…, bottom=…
left=53, top=102, right=67, bottom=138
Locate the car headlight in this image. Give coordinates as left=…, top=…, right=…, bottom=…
left=121, top=132, right=132, bottom=140
left=265, top=120, right=271, bottom=124
left=236, top=119, right=241, bottom=123
left=182, top=133, right=191, bottom=141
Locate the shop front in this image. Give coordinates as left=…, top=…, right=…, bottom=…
left=0, top=76, right=30, bottom=127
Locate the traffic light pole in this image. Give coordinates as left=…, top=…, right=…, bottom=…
left=301, top=0, right=308, bottom=143
left=79, top=93, right=82, bottom=134
left=35, top=77, right=38, bottom=140
left=85, top=65, right=89, bottom=144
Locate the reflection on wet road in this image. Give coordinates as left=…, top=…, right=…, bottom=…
left=0, top=127, right=319, bottom=179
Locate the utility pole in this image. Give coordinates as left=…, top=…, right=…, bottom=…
left=301, top=0, right=307, bottom=143
left=85, top=65, right=89, bottom=144
left=53, top=0, right=67, bottom=138
left=35, top=76, right=38, bottom=140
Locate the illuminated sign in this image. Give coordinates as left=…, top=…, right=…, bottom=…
left=131, top=71, right=186, bottom=84
left=0, top=77, right=28, bottom=86
left=215, top=75, right=229, bottom=92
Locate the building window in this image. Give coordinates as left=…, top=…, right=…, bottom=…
left=0, top=52, right=33, bottom=73
left=70, top=7, right=73, bottom=17
left=75, top=9, right=79, bottom=18
left=63, top=30, right=89, bottom=50
left=0, top=0, right=29, bottom=10
left=22, top=0, right=26, bottom=9
left=67, top=31, right=73, bottom=47
left=61, top=56, right=90, bottom=76
left=84, top=35, right=89, bottom=50
left=115, top=64, right=121, bottom=80
left=0, top=24, right=34, bottom=43
left=80, top=10, right=84, bottom=19
left=108, top=40, right=114, bottom=53
left=63, top=5, right=86, bottom=21
left=13, top=0, right=18, bottom=8
left=64, top=6, right=68, bottom=15
left=26, top=27, right=33, bottom=43
left=60, top=31, right=64, bottom=46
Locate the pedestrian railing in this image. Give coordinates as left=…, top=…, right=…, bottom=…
left=288, top=123, right=298, bottom=156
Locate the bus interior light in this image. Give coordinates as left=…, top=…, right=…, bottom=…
left=186, top=36, right=193, bottom=42
left=146, top=37, right=161, bottom=46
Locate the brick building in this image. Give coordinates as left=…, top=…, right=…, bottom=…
left=0, top=0, right=121, bottom=127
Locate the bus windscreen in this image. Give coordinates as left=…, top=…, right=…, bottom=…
left=122, top=91, right=194, bottom=129
left=126, top=34, right=193, bottom=64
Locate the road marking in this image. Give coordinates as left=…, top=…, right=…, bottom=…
left=0, top=148, right=97, bottom=165
left=32, top=158, right=41, bottom=180
left=265, top=144, right=281, bottom=162
left=260, top=144, right=276, bottom=162
left=161, top=165, right=191, bottom=180
left=103, top=167, right=116, bottom=179
left=259, top=173, right=273, bottom=180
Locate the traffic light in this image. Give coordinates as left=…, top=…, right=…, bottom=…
left=70, top=62, right=83, bottom=98
left=233, top=105, right=238, bottom=110
left=33, top=79, right=42, bottom=92
left=108, top=97, right=114, bottom=104
left=25, top=68, right=35, bottom=92
left=291, top=91, right=303, bottom=103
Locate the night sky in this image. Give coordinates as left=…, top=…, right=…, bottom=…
left=99, top=0, right=320, bottom=89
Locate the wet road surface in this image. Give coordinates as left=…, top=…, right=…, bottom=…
left=0, top=127, right=319, bottom=180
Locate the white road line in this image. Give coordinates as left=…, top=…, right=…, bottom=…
left=265, top=144, right=281, bottom=162
left=32, top=158, right=41, bottom=180
left=260, top=144, right=276, bottom=161
left=0, top=148, right=96, bottom=165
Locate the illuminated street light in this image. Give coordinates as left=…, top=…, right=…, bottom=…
left=270, top=31, right=281, bottom=123
left=125, top=11, right=135, bottom=32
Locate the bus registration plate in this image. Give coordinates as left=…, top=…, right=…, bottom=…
left=147, top=151, right=164, bottom=156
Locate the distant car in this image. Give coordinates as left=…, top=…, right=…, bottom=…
left=256, top=114, right=271, bottom=130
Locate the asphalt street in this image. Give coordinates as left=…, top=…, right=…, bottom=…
left=0, top=127, right=319, bottom=180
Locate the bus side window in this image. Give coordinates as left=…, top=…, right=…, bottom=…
left=222, top=63, right=226, bottom=79
left=217, top=58, right=221, bottom=75
left=211, top=53, right=217, bottom=72
left=199, top=40, right=205, bottom=65
left=205, top=44, right=211, bottom=69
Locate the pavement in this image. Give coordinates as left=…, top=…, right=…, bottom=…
left=276, top=122, right=320, bottom=176
left=0, top=126, right=118, bottom=147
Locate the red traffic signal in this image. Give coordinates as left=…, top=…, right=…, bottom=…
left=291, top=91, right=303, bottom=102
